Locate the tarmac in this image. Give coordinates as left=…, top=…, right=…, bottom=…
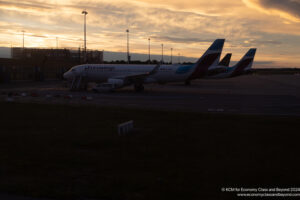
left=1, top=74, right=300, bottom=116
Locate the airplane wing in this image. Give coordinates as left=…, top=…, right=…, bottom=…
left=113, top=64, right=160, bottom=84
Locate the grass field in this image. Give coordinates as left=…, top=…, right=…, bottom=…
left=0, top=102, right=300, bottom=200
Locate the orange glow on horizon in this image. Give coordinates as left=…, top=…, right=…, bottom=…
left=0, top=0, right=299, bottom=67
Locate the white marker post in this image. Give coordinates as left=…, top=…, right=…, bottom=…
left=118, top=120, right=134, bottom=136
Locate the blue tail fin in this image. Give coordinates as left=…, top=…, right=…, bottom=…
left=218, top=53, right=232, bottom=67
left=230, top=48, right=256, bottom=77
left=188, top=39, right=225, bottom=80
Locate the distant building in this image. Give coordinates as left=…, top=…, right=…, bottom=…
left=0, top=48, right=103, bottom=81
left=12, top=48, right=70, bottom=60
left=86, top=50, right=104, bottom=63
left=11, top=47, right=103, bottom=63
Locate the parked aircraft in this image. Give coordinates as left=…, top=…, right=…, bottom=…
left=219, top=53, right=232, bottom=67
left=206, top=53, right=232, bottom=77
left=207, top=48, right=256, bottom=79
left=63, top=39, right=225, bottom=92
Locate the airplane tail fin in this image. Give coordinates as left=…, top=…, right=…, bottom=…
left=243, top=49, right=257, bottom=72
left=230, top=48, right=256, bottom=77
left=149, top=63, right=160, bottom=75
left=188, top=39, right=225, bottom=79
left=218, top=53, right=232, bottom=67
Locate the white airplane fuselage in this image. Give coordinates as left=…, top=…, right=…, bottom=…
left=64, top=64, right=195, bottom=84
left=63, top=39, right=225, bottom=90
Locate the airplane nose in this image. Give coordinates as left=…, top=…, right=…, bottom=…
left=63, top=71, right=72, bottom=80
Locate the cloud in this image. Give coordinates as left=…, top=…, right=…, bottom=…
left=0, top=0, right=299, bottom=67
left=151, top=36, right=215, bottom=44
left=243, top=0, right=300, bottom=22
left=241, top=39, right=282, bottom=47
left=0, top=0, right=54, bottom=10
left=131, top=0, right=244, bottom=15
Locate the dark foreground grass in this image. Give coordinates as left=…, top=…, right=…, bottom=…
left=0, top=102, right=300, bottom=200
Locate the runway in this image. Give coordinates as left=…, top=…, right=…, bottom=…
left=1, top=74, right=300, bottom=116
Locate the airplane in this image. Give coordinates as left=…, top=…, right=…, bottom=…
left=207, top=48, right=257, bottom=79
left=181, top=39, right=225, bottom=85
left=206, top=53, right=232, bottom=77
left=154, top=39, right=225, bottom=86
left=219, top=53, right=232, bottom=67
left=63, top=39, right=225, bottom=92
left=243, top=53, right=255, bottom=74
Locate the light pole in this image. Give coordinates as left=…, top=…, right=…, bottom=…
left=82, top=10, right=88, bottom=62
left=170, top=48, right=173, bottom=64
left=21, top=30, right=25, bottom=49
left=148, top=38, right=150, bottom=63
left=161, top=43, right=164, bottom=63
left=126, top=29, right=130, bottom=63
left=56, top=37, right=58, bottom=49
left=178, top=53, right=180, bottom=64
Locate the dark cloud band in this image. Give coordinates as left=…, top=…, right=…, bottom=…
left=252, top=0, right=300, bottom=19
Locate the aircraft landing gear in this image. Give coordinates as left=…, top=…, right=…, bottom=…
left=185, top=80, right=191, bottom=86
left=134, top=83, right=144, bottom=92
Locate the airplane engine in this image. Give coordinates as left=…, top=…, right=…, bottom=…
left=107, top=78, right=124, bottom=87
left=144, top=77, right=156, bottom=83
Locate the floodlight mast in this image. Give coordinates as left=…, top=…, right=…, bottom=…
left=148, top=38, right=151, bottom=63
left=22, top=30, right=25, bottom=49
left=126, top=29, right=130, bottom=63
left=82, top=10, right=88, bottom=62
left=171, top=48, right=173, bottom=64
left=161, top=43, right=164, bottom=63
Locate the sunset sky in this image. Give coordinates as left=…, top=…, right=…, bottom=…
left=0, top=0, right=300, bottom=67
